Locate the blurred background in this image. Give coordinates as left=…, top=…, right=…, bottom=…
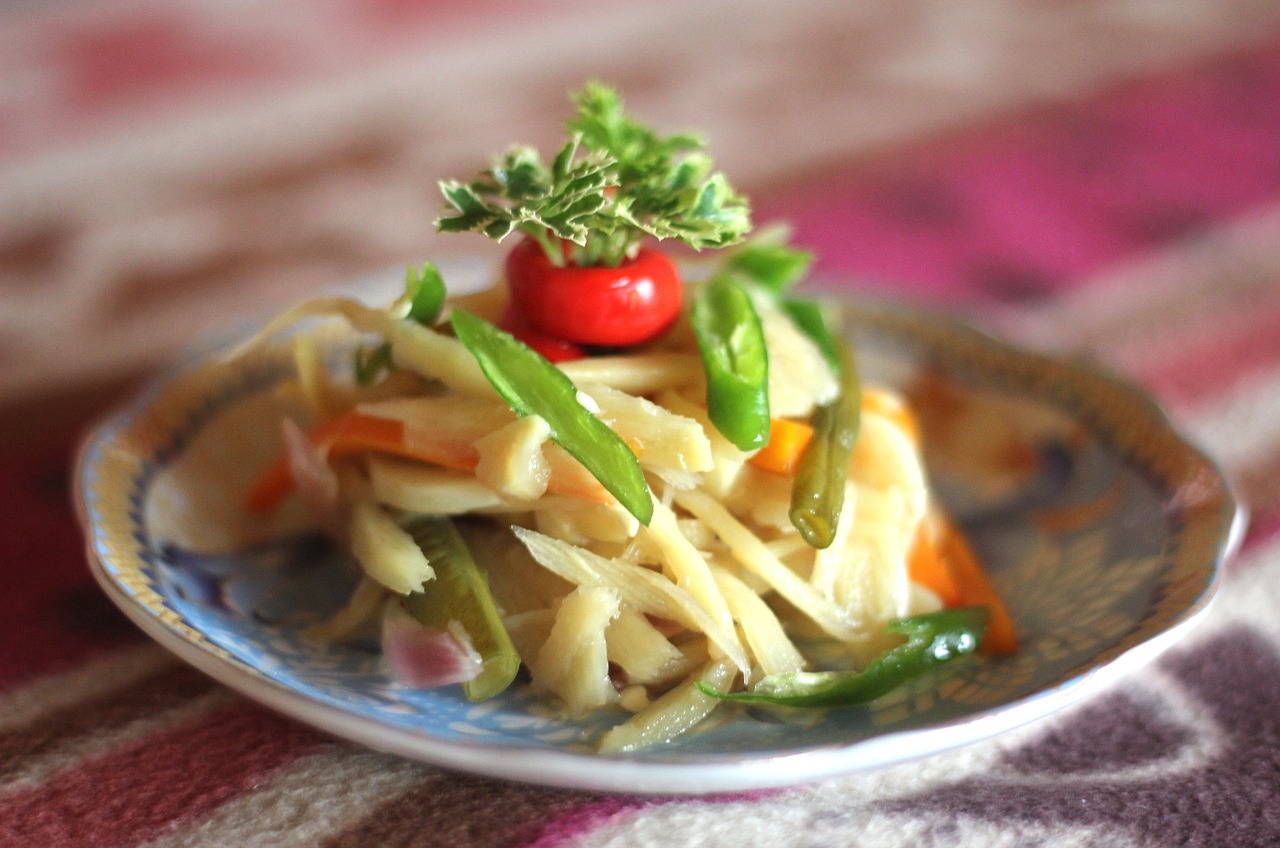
left=5, top=6, right=1280, bottom=842
left=2, top=0, right=1279, bottom=431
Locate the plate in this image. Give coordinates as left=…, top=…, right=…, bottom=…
left=74, top=294, right=1243, bottom=795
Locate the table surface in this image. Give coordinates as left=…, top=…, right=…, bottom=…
left=4, top=2, right=1280, bottom=846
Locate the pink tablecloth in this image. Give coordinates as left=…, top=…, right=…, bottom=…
left=3, top=3, right=1280, bottom=846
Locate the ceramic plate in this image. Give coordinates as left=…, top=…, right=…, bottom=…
left=74, top=294, right=1243, bottom=795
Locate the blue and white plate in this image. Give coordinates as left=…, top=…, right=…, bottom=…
left=74, top=296, right=1243, bottom=794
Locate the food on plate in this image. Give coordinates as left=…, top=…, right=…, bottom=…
left=232, top=82, right=1014, bottom=750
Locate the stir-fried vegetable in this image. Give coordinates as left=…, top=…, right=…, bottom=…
left=354, top=262, right=447, bottom=385
left=401, top=262, right=448, bottom=324
left=449, top=309, right=654, bottom=525
left=748, top=417, right=815, bottom=476
left=353, top=342, right=396, bottom=387
left=401, top=516, right=520, bottom=701
left=230, top=81, right=1020, bottom=746
left=248, top=412, right=440, bottom=514
left=690, top=275, right=771, bottom=452
left=722, top=236, right=813, bottom=294
left=780, top=298, right=841, bottom=376
left=719, top=234, right=840, bottom=372
left=789, top=342, right=862, bottom=548
left=909, top=515, right=1018, bottom=655
left=698, top=606, right=988, bottom=708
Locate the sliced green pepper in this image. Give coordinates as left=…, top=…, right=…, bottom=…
left=402, top=516, right=520, bottom=701
left=725, top=239, right=814, bottom=295
left=403, top=262, right=448, bottom=325
left=789, top=341, right=861, bottom=548
left=353, top=262, right=447, bottom=386
left=450, top=309, right=654, bottom=525
left=697, top=606, right=988, bottom=708
left=690, top=275, right=771, bottom=452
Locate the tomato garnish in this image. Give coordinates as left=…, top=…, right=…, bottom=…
left=505, top=238, right=682, bottom=348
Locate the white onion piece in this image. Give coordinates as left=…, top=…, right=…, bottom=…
left=281, top=418, right=347, bottom=541
left=381, top=601, right=483, bottom=688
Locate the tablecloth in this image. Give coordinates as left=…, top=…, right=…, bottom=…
left=3, top=2, right=1280, bottom=846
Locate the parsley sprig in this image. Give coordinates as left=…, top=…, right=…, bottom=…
left=435, top=82, right=752, bottom=268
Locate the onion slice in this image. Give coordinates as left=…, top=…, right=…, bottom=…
left=381, top=600, right=483, bottom=688
left=280, top=418, right=347, bottom=541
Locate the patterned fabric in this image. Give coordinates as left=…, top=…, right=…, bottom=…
left=3, top=2, right=1280, bottom=846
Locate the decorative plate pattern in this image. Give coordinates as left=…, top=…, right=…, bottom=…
left=74, top=299, right=1243, bottom=794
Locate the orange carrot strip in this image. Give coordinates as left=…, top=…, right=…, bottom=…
left=940, top=522, right=1017, bottom=654
left=909, top=516, right=1017, bottom=655
left=748, top=418, right=814, bottom=475
left=332, top=415, right=477, bottom=472
left=246, top=464, right=296, bottom=515
left=906, top=523, right=963, bottom=607
left=248, top=411, right=482, bottom=514
left=246, top=409, right=611, bottom=515
left=247, top=415, right=350, bottom=514
left=748, top=391, right=920, bottom=478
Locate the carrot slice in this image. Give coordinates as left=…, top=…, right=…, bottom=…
left=247, top=412, right=454, bottom=514
left=906, top=523, right=962, bottom=607
left=748, top=418, right=814, bottom=475
left=246, top=408, right=611, bottom=515
left=748, top=391, right=919, bottom=478
left=909, top=515, right=1017, bottom=655
left=246, top=466, right=295, bottom=515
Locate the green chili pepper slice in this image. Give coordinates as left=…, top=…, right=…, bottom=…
left=402, top=516, right=519, bottom=701
left=352, top=262, right=447, bottom=386
left=690, top=275, right=771, bottom=452
left=697, top=606, right=989, bottom=708
left=450, top=309, right=653, bottom=525
left=724, top=239, right=814, bottom=295
left=404, top=261, right=447, bottom=325
left=789, top=341, right=861, bottom=548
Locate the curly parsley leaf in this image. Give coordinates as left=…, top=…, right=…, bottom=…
left=436, top=82, right=751, bottom=267
left=437, top=141, right=615, bottom=264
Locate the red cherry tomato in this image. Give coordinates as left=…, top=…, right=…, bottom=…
left=498, top=303, right=586, bottom=363
left=505, top=238, right=682, bottom=347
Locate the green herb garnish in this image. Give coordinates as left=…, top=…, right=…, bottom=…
left=436, top=82, right=751, bottom=268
